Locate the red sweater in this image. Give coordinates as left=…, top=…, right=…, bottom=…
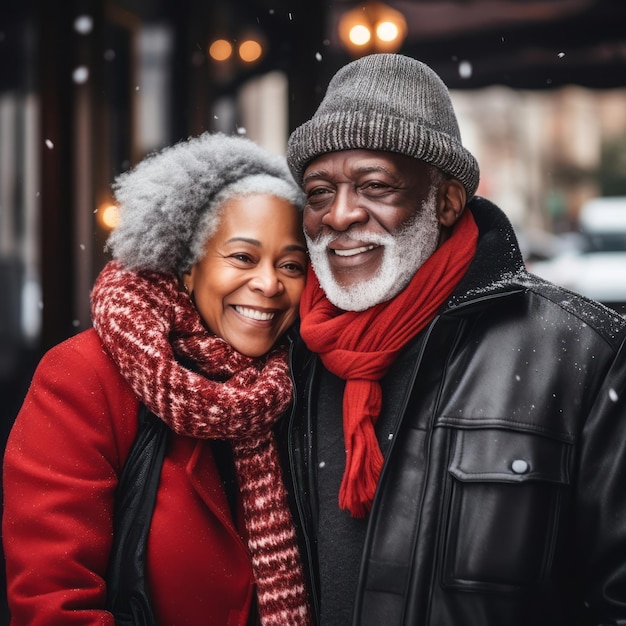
left=3, top=329, right=255, bottom=626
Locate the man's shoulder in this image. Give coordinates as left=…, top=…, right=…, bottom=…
left=475, top=272, right=626, bottom=351
left=522, top=273, right=626, bottom=345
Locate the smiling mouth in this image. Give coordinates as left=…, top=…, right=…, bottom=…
left=333, top=244, right=378, bottom=257
left=234, top=306, right=276, bottom=321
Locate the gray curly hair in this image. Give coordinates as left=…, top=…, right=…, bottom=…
left=106, top=132, right=305, bottom=274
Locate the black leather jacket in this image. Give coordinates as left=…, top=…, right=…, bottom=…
left=283, top=197, right=626, bottom=625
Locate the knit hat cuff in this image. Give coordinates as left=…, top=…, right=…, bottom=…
left=287, top=109, right=480, bottom=199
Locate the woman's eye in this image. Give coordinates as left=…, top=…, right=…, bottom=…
left=231, top=253, right=254, bottom=263
left=281, top=261, right=306, bottom=275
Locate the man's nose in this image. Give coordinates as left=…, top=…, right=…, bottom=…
left=321, top=186, right=368, bottom=232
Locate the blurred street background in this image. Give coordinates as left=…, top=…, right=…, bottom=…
left=1, top=0, right=626, bottom=621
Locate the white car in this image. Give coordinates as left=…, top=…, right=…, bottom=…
left=529, top=197, right=626, bottom=316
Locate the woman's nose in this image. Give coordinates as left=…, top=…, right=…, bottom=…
left=248, top=265, right=284, bottom=296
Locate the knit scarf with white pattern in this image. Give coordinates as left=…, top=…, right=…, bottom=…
left=91, top=261, right=310, bottom=626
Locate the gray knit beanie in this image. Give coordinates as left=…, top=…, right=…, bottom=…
left=287, top=53, right=480, bottom=199
left=106, top=132, right=305, bottom=274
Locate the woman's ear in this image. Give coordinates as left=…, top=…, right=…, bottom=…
left=181, top=269, right=194, bottom=296
left=436, top=178, right=467, bottom=228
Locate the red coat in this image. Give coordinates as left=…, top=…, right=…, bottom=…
left=2, top=329, right=255, bottom=626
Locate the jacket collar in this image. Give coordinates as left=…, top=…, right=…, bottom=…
left=447, top=196, right=528, bottom=310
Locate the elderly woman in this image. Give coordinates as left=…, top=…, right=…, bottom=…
left=2, top=133, right=311, bottom=626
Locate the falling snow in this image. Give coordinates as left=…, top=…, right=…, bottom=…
left=72, top=66, right=89, bottom=84
left=73, top=15, right=94, bottom=35
left=459, top=60, right=472, bottom=79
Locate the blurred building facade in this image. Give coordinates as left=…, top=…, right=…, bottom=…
left=454, top=85, right=626, bottom=232
left=1, top=0, right=626, bottom=620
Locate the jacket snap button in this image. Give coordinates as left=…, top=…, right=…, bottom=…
left=511, top=459, right=529, bottom=474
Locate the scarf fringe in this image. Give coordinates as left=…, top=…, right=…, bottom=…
left=338, top=429, right=384, bottom=518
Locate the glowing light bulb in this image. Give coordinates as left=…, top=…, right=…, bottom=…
left=239, top=40, right=262, bottom=63
left=376, top=21, right=398, bottom=42
left=208, top=39, right=233, bottom=61
left=98, top=204, right=120, bottom=231
left=349, top=25, right=371, bottom=46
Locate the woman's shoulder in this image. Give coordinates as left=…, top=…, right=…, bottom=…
left=48, top=326, right=107, bottom=352
left=42, top=328, right=117, bottom=369
left=35, top=328, right=136, bottom=408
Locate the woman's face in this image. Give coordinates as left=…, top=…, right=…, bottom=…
left=184, top=194, right=307, bottom=357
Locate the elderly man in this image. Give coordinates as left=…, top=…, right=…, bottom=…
left=283, top=53, right=626, bottom=625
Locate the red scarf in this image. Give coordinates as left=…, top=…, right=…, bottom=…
left=299, top=210, right=478, bottom=517
left=91, top=262, right=310, bottom=625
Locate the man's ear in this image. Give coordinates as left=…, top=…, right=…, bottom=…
left=436, top=178, right=467, bottom=228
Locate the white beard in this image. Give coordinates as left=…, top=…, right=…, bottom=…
left=306, top=184, right=440, bottom=312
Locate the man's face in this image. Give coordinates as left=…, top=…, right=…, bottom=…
left=302, top=150, right=443, bottom=311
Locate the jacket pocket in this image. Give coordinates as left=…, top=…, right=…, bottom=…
left=441, top=427, right=570, bottom=593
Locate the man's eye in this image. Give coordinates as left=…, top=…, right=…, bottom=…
left=306, top=185, right=330, bottom=198
left=360, top=181, right=390, bottom=194
left=306, top=188, right=332, bottom=208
